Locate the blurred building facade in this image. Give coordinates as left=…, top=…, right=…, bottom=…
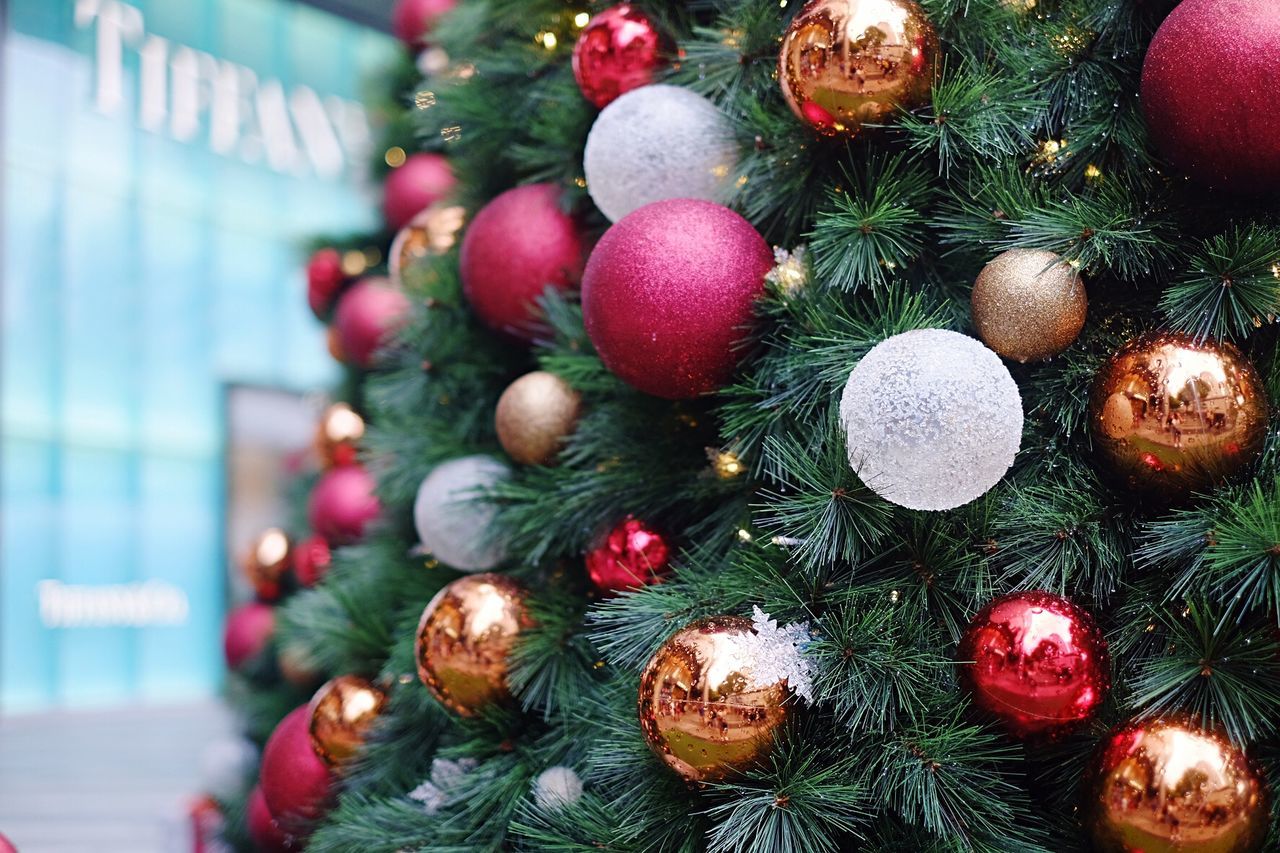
left=1, top=0, right=397, bottom=711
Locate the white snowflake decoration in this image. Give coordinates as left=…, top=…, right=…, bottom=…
left=408, top=757, right=477, bottom=815
left=533, top=766, right=583, bottom=812
left=734, top=606, right=815, bottom=703
left=765, top=246, right=809, bottom=295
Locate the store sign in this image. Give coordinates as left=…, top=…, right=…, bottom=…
left=38, top=580, right=190, bottom=628
left=74, top=0, right=371, bottom=178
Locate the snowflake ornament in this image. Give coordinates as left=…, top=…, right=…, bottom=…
left=738, top=606, right=815, bottom=703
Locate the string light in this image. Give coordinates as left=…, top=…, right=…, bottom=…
left=415, top=91, right=437, bottom=110
left=1084, top=163, right=1103, bottom=181
left=710, top=448, right=744, bottom=478
left=573, top=12, right=590, bottom=27
left=537, top=31, right=558, bottom=50
left=737, top=528, right=753, bottom=542
left=341, top=250, right=367, bottom=276
left=385, top=146, right=407, bottom=167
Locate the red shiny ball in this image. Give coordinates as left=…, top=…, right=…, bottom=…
left=383, top=153, right=456, bottom=230
left=392, top=0, right=456, bottom=48
left=460, top=184, right=585, bottom=342
left=582, top=199, right=772, bottom=398
left=223, top=601, right=275, bottom=670
left=572, top=5, right=672, bottom=108
left=306, top=248, right=345, bottom=318
left=957, top=591, right=1110, bottom=738
left=293, top=535, right=333, bottom=587
left=307, top=465, right=380, bottom=545
left=333, top=277, right=410, bottom=369
left=586, top=516, right=672, bottom=594
left=260, top=706, right=333, bottom=833
left=247, top=785, right=295, bottom=853
left=1142, top=0, right=1280, bottom=193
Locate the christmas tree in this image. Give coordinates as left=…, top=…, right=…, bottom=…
left=228, top=0, right=1280, bottom=851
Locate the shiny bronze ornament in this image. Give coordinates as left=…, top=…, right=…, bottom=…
left=1083, top=717, right=1269, bottom=853
left=1089, top=331, right=1269, bottom=502
left=495, top=371, right=582, bottom=466
left=415, top=574, right=533, bottom=716
left=307, top=675, right=387, bottom=768
left=314, top=402, right=365, bottom=469
left=638, top=616, right=790, bottom=783
left=971, top=249, right=1087, bottom=362
left=244, top=528, right=291, bottom=601
left=778, top=0, right=938, bottom=137
left=388, top=203, right=466, bottom=289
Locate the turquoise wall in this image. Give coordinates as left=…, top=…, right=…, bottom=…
left=2, top=0, right=397, bottom=711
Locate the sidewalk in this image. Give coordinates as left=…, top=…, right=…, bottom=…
left=0, top=702, right=236, bottom=853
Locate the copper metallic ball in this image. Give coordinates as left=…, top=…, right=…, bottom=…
left=1089, top=331, right=1269, bottom=502
left=388, top=203, right=466, bottom=290
left=1083, top=717, right=1269, bottom=853
left=415, top=574, right=533, bottom=716
left=638, top=616, right=790, bottom=783
left=779, top=0, right=938, bottom=137
left=244, top=528, right=292, bottom=601
left=495, top=371, right=582, bottom=466
left=314, top=403, right=365, bottom=469
left=971, top=249, right=1087, bottom=362
left=307, top=675, right=387, bottom=768
left=957, top=591, right=1109, bottom=738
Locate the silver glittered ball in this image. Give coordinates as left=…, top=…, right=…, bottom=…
left=413, top=455, right=510, bottom=571
left=839, top=329, right=1023, bottom=511
left=583, top=84, right=738, bottom=223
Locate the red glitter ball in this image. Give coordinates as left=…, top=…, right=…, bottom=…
left=582, top=199, right=772, bottom=399
left=1142, top=0, right=1280, bottom=193
left=572, top=5, right=672, bottom=109
left=260, top=706, right=333, bottom=835
left=957, top=591, right=1110, bottom=738
left=307, top=465, right=380, bottom=545
left=333, top=277, right=410, bottom=369
left=223, top=601, right=275, bottom=670
left=293, top=535, right=333, bottom=587
left=383, top=153, right=456, bottom=230
left=246, top=786, right=295, bottom=853
left=585, top=517, right=671, bottom=594
left=306, top=248, right=345, bottom=318
left=460, top=184, right=585, bottom=342
left=391, top=0, right=456, bottom=48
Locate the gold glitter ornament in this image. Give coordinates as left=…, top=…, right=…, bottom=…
left=638, top=616, right=790, bottom=783
left=971, top=249, right=1087, bottom=362
left=1089, top=331, right=1269, bottom=501
left=494, top=371, right=582, bottom=466
left=778, top=0, right=938, bottom=138
left=1083, top=717, right=1269, bottom=853
left=415, top=574, right=533, bottom=716
left=307, top=675, right=387, bottom=767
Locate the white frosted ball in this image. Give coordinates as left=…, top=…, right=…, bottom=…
left=413, top=455, right=510, bottom=571
left=533, top=766, right=583, bottom=811
left=839, top=329, right=1023, bottom=511
left=583, top=84, right=738, bottom=223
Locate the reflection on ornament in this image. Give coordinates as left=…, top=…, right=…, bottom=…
left=314, top=403, right=365, bottom=469
left=1084, top=717, right=1269, bottom=853
left=1089, top=332, right=1269, bottom=501
left=779, top=0, right=938, bottom=137
left=389, top=204, right=466, bottom=289
left=638, top=616, right=790, bottom=782
left=957, top=591, right=1109, bottom=738
left=415, top=574, right=533, bottom=716
left=307, top=675, right=387, bottom=768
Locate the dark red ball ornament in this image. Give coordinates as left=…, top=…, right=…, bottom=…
left=572, top=5, right=672, bottom=109
left=260, top=706, right=333, bottom=834
left=586, top=516, right=671, bottom=594
left=307, top=464, right=380, bottom=545
left=957, top=591, right=1110, bottom=738
left=582, top=199, right=772, bottom=399
left=333, top=277, right=410, bottom=369
left=392, top=0, right=456, bottom=48
left=293, top=534, right=333, bottom=587
left=223, top=601, right=275, bottom=670
left=306, top=248, right=345, bottom=318
left=460, top=183, right=585, bottom=342
left=383, top=153, right=456, bottom=230
left=1142, top=0, right=1280, bottom=193
left=247, top=785, right=295, bottom=852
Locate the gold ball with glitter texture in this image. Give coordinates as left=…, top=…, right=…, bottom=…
left=779, top=0, right=938, bottom=138
left=495, top=371, right=582, bottom=466
left=971, top=249, right=1087, bottom=362
left=307, top=675, right=387, bottom=768
left=638, top=616, right=789, bottom=783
